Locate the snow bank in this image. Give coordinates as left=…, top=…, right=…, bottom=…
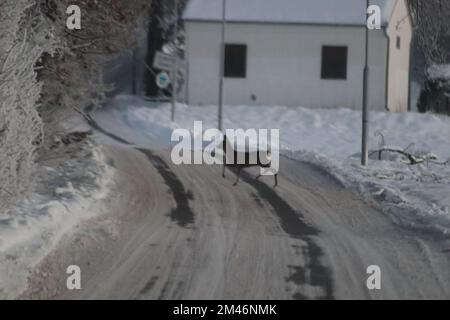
left=103, top=95, right=450, bottom=236
left=0, top=145, right=115, bottom=299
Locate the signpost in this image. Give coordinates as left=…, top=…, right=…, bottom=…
left=171, top=0, right=179, bottom=122
left=155, top=71, right=171, bottom=90
left=153, top=0, right=180, bottom=121
left=153, top=49, right=181, bottom=121
left=153, top=51, right=176, bottom=72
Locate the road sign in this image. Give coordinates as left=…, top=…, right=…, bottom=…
left=156, top=71, right=171, bottom=89
left=153, top=51, right=176, bottom=71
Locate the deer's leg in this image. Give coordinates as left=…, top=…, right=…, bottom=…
left=233, top=167, right=242, bottom=186
left=222, top=163, right=226, bottom=178
left=274, top=174, right=278, bottom=188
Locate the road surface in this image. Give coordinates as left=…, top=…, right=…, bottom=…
left=21, top=111, right=450, bottom=300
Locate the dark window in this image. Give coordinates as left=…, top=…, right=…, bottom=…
left=224, top=44, right=247, bottom=78
left=321, top=46, right=348, bottom=80
left=396, top=36, right=401, bottom=49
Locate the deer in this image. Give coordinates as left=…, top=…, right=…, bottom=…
left=217, top=134, right=278, bottom=187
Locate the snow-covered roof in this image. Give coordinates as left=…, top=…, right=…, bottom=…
left=184, top=0, right=396, bottom=26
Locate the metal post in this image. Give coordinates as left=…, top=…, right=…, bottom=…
left=218, top=0, right=226, bottom=131
left=361, top=0, right=370, bottom=166
left=132, top=48, right=137, bottom=95
left=171, top=0, right=179, bottom=122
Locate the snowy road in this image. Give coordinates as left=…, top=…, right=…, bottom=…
left=21, top=111, right=450, bottom=300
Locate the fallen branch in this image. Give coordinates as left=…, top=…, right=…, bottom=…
left=371, top=131, right=447, bottom=166
left=370, top=147, right=438, bottom=165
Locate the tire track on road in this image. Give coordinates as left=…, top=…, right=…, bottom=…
left=240, top=171, right=334, bottom=300
left=138, top=149, right=195, bottom=228
left=87, top=114, right=195, bottom=228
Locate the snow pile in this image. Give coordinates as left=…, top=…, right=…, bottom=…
left=102, top=95, right=450, bottom=235
left=0, top=144, right=115, bottom=299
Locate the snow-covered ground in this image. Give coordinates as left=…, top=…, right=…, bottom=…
left=102, top=95, right=450, bottom=236
left=0, top=134, right=115, bottom=299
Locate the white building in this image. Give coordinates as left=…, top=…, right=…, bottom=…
left=183, top=0, right=412, bottom=112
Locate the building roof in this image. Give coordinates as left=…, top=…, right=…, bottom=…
left=184, top=0, right=397, bottom=27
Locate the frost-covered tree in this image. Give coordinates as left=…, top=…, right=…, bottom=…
left=408, top=0, right=450, bottom=65
left=0, top=0, right=150, bottom=212
left=37, top=0, right=151, bottom=132
left=408, top=0, right=450, bottom=114
left=0, top=0, right=57, bottom=212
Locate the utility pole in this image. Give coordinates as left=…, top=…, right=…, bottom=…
left=132, top=48, right=138, bottom=95
left=171, top=0, right=179, bottom=122
left=361, top=0, right=370, bottom=166
left=218, top=0, right=226, bottom=131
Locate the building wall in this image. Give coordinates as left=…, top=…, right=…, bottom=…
left=185, top=21, right=389, bottom=110
left=386, top=0, right=413, bottom=112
